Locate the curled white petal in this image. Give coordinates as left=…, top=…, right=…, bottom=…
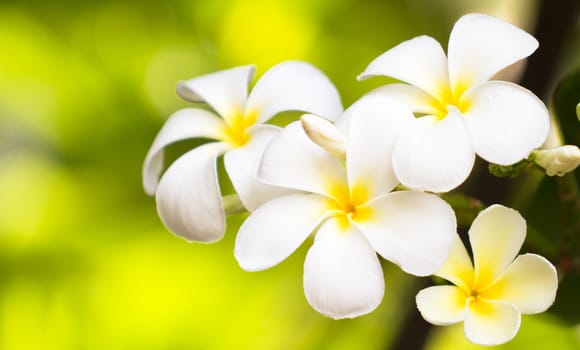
left=258, top=121, right=347, bottom=196
left=304, top=218, right=384, bottom=319
left=301, top=114, right=347, bottom=159
left=464, top=299, right=521, bottom=346
left=483, top=254, right=558, bottom=315
left=345, top=94, right=414, bottom=197
left=469, top=205, right=526, bottom=288
left=235, top=193, right=329, bottom=271
left=224, top=125, right=293, bottom=211
left=463, top=81, right=549, bottom=165
left=155, top=143, right=226, bottom=242
left=392, top=109, right=475, bottom=193
left=247, top=61, right=343, bottom=123
left=176, top=65, right=254, bottom=120
left=416, top=285, right=467, bottom=325
left=355, top=191, right=456, bottom=276
left=448, top=13, right=538, bottom=88
left=142, top=108, right=226, bottom=195
left=358, top=35, right=449, bottom=98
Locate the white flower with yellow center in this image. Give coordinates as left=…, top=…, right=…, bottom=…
left=416, top=204, right=558, bottom=345
left=143, top=61, right=342, bottom=242
left=235, top=95, right=457, bottom=319
left=358, top=13, right=550, bottom=192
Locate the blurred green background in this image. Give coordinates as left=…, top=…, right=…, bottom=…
left=0, top=0, right=578, bottom=349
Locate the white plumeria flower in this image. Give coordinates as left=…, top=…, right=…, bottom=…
left=143, top=61, right=342, bottom=242
left=416, top=204, right=558, bottom=346
left=358, top=13, right=550, bottom=192
left=235, top=94, right=457, bottom=319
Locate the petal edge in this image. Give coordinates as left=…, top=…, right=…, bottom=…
left=155, top=143, right=226, bottom=242
left=416, top=285, right=467, bottom=325
left=235, top=193, right=329, bottom=271
left=304, top=218, right=384, bottom=319
left=448, top=13, right=538, bottom=88
left=143, top=108, right=225, bottom=195
left=247, top=61, right=343, bottom=123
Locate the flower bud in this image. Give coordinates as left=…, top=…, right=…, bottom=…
left=300, top=114, right=347, bottom=158
left=533, top=145, right=580, bottom=176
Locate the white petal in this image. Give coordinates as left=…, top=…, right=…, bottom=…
left=176, top=65, right=254, bottom=122
left=258, top=121, right=347, bottom=196
left=416, top=285, right=467, bottom=325
left=304, top=218, right=384, bottom=319
left=346, top=94, right=414, bottom=197
left=155, top=143, right=226, bottom=242
left=143, top=108, right=226, bottom=195
left=483, top=254, right=558, bottom=315
left=392, top=109, right=475, bottom=193
left=334, top=104, right=354, bottom=135
left=469, top=205, right=526, bottom=289
left=435, top=234, right=474, bottom=292
left=334, top=83, right=436, bottom=135
left=448, top=13, right=538, bottom=88
left=246, top=61, right=343, bottom=123
left=358, top=35, right=449, bottom=98
left=363, top=84, right=441, bottom=115
left=224, top=125, right=293, bottom=211
left=334, top=85, right=430, bottom=134
left=234, top=193, right=330, bottom=271
left=355, top=191, right=456, bottom=276
left=463, top=81, right=549, bottom=165
left=464, top=299, right=521, bottom=346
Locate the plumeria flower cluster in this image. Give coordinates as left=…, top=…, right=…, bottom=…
left=144, top=13, right=568, bottom=346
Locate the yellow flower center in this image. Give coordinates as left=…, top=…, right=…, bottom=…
left=221, top=111, right=258, bottom=147
left=466, top=294, right=494, bottom=315
left=467, top=266, right=506, bottom=301
left=326, top=182, right=373, bottom=229
left=431, top=82, right=471, bottom=119
left=457, top=267, right=497, bottom=306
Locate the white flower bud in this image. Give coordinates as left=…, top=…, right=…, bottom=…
left=300, top=114, right=347, bottom=158
left=533, top=145, right=580, bottom=176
